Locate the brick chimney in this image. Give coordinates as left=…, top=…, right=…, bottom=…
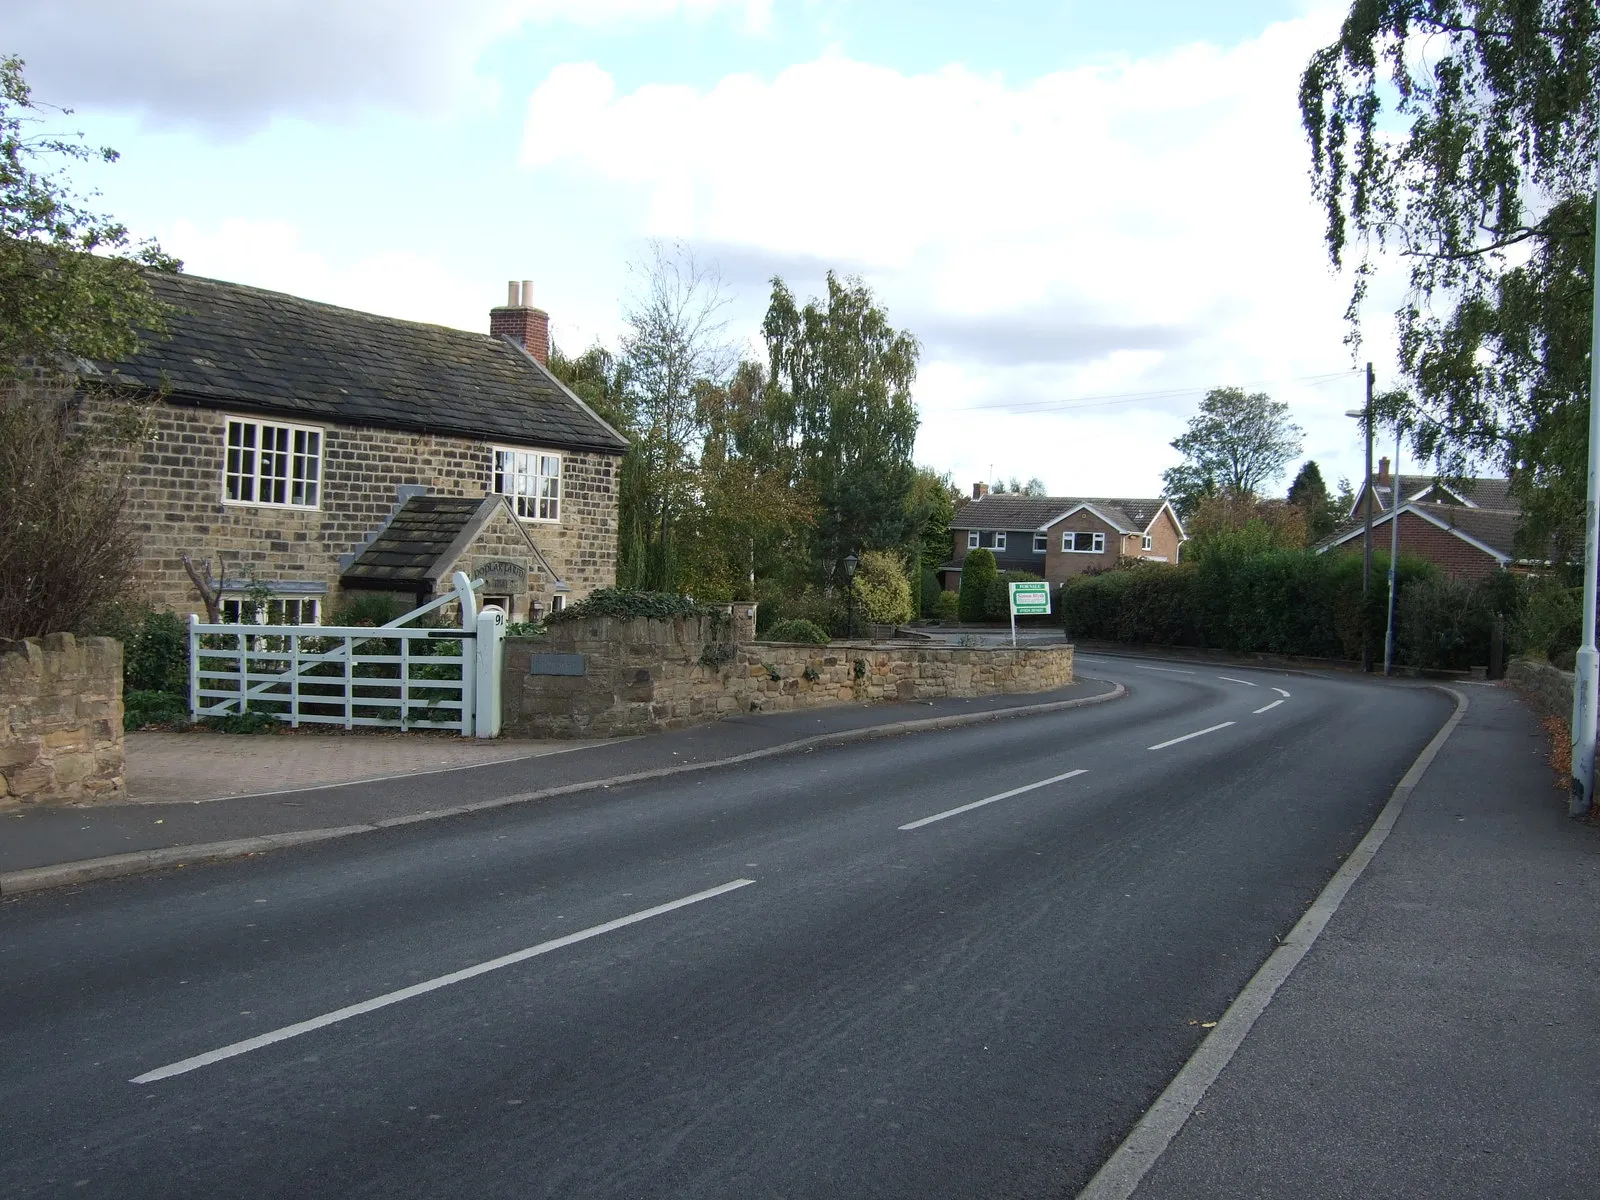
left=972, top=481, right=989, bottom=500
left=490, top=279, right=549, bottom=366
left=1377, top=456, right=1391, bottom=484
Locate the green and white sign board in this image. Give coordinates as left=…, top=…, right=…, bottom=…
left=1008, top=581, right=1051, bottom=646
left=1009, top=581, right=1051, bottom=616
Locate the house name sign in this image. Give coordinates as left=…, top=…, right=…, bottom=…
left=475, top=559, right=528, bottom=592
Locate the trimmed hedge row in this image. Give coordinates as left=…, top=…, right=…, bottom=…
left=1060, top=550, right=1437, bottom=661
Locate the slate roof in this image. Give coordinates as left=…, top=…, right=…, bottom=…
left=342, top=496, right=501, bottom=589
left=951, top=494, right=1173, bottom=535
left=93, top=270, right=628, bottom=455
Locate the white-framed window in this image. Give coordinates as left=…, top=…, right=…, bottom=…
left=993, top=531, right=1007, bottom=551
left=550, top=594, right=565, bottom=613
left=495, top=449, right=561, bottom=521
left=1033, top=533, right=1048, bottom=553
left=1142, top=535, right=1153, bottom=551
left=967, top=530, right=980, bottom=549
left=220, top=595, right=321, bottom=626
left=1062, top=531, right=1106, bottom=553
left=224, top=418, right=322, bottom=508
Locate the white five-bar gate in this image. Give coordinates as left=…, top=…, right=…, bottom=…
left=189, top=572, right=505, bottom=738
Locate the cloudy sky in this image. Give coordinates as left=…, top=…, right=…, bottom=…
left=7, top=0, right=1415, bottom=499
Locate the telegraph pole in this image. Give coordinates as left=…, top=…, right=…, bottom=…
left=1571, top=164, right=1600, bottom=817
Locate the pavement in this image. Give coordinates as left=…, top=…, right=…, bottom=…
left=0, top=676, right=1120, bottom=885
left=1088, top=675, right=1600, bottom=1199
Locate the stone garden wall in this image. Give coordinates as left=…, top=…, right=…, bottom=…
left=1506, top=658, right=1575, bottom=726
left=502, top=616, right=1074, bottom=738
left=0, top=634, right=125, bottom=806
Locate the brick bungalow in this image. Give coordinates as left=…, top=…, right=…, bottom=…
left=85, top=276, right=629, bottom=623
left=1315, top=459, right=1522, bottom=581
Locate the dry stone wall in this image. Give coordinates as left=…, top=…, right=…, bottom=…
left=502, top=617, right=1074, bottom=738
left=0, top=634, right=124, bottom=806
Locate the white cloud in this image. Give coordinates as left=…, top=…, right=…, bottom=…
left=161, top=218, right=494, bottom=334
left=3, top=0, right=769, bottom=132
left=519, top=5, right=1405, bottom=496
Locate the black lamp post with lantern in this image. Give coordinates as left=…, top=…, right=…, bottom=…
left=843, top=553, right=859, bottom=639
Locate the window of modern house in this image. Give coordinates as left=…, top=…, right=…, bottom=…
left=1033, top=533, right=1047, bottom=553
left=224, top=418, right=322, bottom=508
left=967, top=530, right=980, bottom=549
left=1142, top=535, right=1153, bottom=551
left=220, top=595, right=321, bottom=626
left=1062, top=531, right=1106, bottom=553
left=993, top=531, right=1007, bottom=551
left=494, top=449, right=562, bottom=521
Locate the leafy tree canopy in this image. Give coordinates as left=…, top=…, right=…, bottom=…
left=1161, top=387, right=1303, bottom=517
left=762, top=271, right=921, bottom=582
left=1301, top=1, right=1599, bottom=559
left=0, top=55, right=176, bottom=375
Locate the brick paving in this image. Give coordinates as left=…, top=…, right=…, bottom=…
left=123, top=729, right=600, bottom=804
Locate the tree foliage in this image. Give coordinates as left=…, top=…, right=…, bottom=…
left=1161, top=387, right=1304, bottom=517
left=1301, top=1, right=1599, bottom=558
left=762, top=271, right=921, bottom=584
left=1286, top=459, right=1341, bottom=541
left=0, top=55, right=176, bottom=375
left=958, top=547, right=997, bottom=622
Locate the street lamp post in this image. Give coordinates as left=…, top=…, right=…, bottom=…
left=1346, top=361, right=1376, bottom=672
left=1570, top=161, right=1600, bottom=817
left=843, top=553, right=859, bottom=640
left=1384, top=418, right=1401, bottom=676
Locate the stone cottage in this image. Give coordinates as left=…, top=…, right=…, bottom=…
left=86, top=276, right=628, bottom=623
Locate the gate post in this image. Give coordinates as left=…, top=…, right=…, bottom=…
left=475, top=606, right=505, bottom=738
left=188, top=613, right=200, bottom=723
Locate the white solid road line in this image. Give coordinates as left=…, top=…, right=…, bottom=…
left=1216, top=676, right=1258, bottom=686
left=1272, top=687, right=1291, bottom=697
left=1136, top=665, right=1196, bottom=675
left=131, top=879, right=757, bottom=1085
left=1253, top=700, right=1284, bottom=714
left=899, top=769, right=1088, bottom=831
left=1147, top=722, right=1236, bottom=751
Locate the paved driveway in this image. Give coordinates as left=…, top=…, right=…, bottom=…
left=124, top=729, right=601, bottom=804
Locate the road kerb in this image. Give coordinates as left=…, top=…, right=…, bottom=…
left=1076, top=685, right=1469, bottom=1200
left=0, top=682, right=1126, bottom=897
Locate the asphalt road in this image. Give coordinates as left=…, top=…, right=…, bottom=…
left=0, top=655, right=1453, bottom=1199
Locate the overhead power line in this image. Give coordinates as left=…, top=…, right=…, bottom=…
left=942, top=369, right=1362, bottom=416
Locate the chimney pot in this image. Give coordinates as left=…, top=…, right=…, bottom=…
left=490, top=281, right=550, bottom=366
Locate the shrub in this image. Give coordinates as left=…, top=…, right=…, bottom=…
left=958, top=548, right=997, bottom=622
left=919, top=567, right=941, bottom=618
left=853, top=550, right=914, bottom=626
left=755, top=579, right=846, bottom=637
left=1398, top=576, right=1494, bottom=670
left=1520, top=576, right=1580, bottom=665
left=932, top=589, right=959, bottom=621
left=764, top=617, right=830, bottom=645
left=331, top=592, right=412, bottom=627
left=124, top=688, right=188, bottom=731
left=545, top=587, right=717, bottom=624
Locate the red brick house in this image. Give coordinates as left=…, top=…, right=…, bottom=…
left=1315, top=459, right=1522, bottom=581
left=940, top=488, right=1186, bottom=592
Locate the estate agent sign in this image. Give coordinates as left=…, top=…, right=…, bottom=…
left=1007, top=580, right=1051, bottom=646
